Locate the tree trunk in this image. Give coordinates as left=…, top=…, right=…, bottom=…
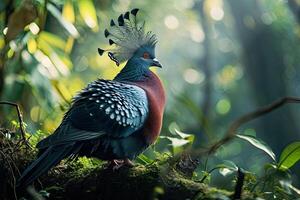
left=226, top=0, right=300, bottom=153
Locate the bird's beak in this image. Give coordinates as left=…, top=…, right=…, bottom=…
left=152, top=58, right=162, bottom=68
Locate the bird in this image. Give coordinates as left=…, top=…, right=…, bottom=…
left=17, top=8, right=165, bottom=187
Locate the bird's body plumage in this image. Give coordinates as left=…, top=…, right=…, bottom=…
left=18, top=8, right=165, bottom=188
left=37, top=70, right=165, bottom=160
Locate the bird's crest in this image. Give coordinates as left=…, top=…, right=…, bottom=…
left=98, top=8, right=157, bottom=66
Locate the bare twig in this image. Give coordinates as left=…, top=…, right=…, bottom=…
left=199, top=166, right=225, bottom=183
left=0, top=101, right=31, bottom=148
left=233, top=168, right=245, bottom=200
left=192, top=96, right=300, bottom=156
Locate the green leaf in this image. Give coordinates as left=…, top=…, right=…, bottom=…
left=47, top=3, right=79, bottom=38
left=62, top=0, right=75, bottom=23
left=78, top=0, right=99, bottom=31
left=278, top=141, right=300, bottom=170
left=38, top=31, right=66, bottom=50
left=39, top=190, right=50, bottom=198
left=160, top=136, right=190, bottom=147
left=236, top=134, right=276, bottom=161
left=174, top=129, right=195, bottom=143
left=160, top=135, right=191, bottom=154
left=217, top=160, right=238, bottom=171
left=216, top=160, right=238, bottom=176
left=37, top=39, right=70, bottom=76
left=137, top=154, right=153, bottom=164
left=174, top=129, right=191, bottom=138
left=279, top=180, right=300, bottom=196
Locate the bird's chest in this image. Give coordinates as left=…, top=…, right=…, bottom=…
left=134, top=73, right=166, bottom=144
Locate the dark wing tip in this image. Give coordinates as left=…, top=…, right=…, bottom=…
left=98, top=48, right=105, bottom=56
left=131, top=8, right=139, bottom=16
left=110, top=19, right=115, bottom=26
left=104, top=29, right=110, bottom=37
left=118, top=14, right=124, bottom=26
left=124, top=11, right=130, bottom=20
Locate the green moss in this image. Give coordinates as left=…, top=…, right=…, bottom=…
left=0, top=133, right=260, bottom=200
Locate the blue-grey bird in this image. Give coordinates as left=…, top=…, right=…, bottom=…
left=17, top=8, right=165, bottom=187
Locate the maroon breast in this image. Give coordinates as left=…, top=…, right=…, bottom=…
left=134, top=71, right=166, bottom=144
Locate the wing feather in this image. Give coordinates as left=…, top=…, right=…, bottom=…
left=37, top=79, right=148, bottom=149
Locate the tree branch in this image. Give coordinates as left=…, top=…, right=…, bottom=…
left=0, top=101, right=30, bottom=148
left=193, top=96, right=300, bottom=156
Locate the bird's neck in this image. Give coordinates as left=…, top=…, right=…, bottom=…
left=114, top=60, right=150, bottom=82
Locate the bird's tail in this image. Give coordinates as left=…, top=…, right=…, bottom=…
left=17, top=144, right=75, bottom=188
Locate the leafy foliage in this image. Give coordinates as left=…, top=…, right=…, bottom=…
left=278, top=141, right=300, bottom=170
left=236, top=134, right=276, bottom=161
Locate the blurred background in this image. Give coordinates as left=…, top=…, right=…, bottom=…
left=1, top=0, right=300, bottom=188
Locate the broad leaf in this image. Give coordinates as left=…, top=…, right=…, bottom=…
left=236, top=134, right=276, bottom=161
left=160, top=136, right=190, bottom=147
left=160, top=135, right=193, bottom=154
left=175, top=129, right=191, bottom=139
left=219, top=168, right=233, bottom=176
left=62, top=0, right=75, bottom=23
left=78, top=0, right=99, bottom=31
left=216, top=160, right=238, bottom=176
left=174, top=129, right=195, bottom=143
left=47, top=3, right=79, bottom=38
left=278, top=141, right=300, bottom=170
left=38, top=31, right=66, bottom=50
left=279, top=180, right=300, bottom=195
left=137, top=154, right=153, bottom=164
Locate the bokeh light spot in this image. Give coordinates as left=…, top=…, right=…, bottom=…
left=29, top=22, right=40, bottom=35
left=27, top=38, right=37, bottom=54
left=3, top=27, right=7, bottom=35
left=190, top=25, right=205, bottom=43
left=217, top=65, right=243, bottom=88
left=164, top=15, right=179, bottom=30
left=183, top=68, right=205, bottom=84
left=261, top=13, right=273, bottom=25
left=210, top=7, right=224, bottom=21
left=216, top=98, right=231, bottom=115
left=30, top=106, right=40, bottom=122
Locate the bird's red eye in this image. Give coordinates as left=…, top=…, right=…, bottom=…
left=143, top=52, right=150, bottom=59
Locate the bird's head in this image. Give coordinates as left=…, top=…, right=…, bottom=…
left=129, top=45, right=162, bottom=69
left=98, top=8, right=162, bottom=71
